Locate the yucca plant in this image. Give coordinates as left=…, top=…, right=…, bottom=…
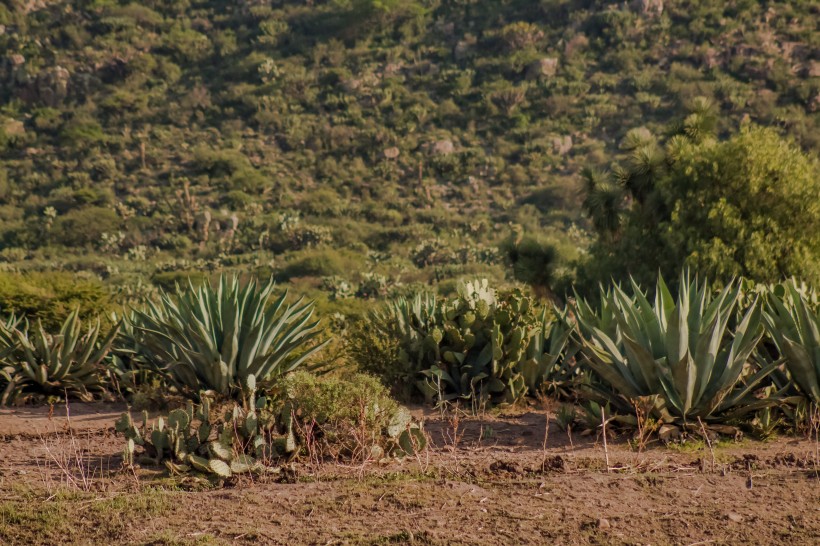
left=574, top=273, right=773, bottom=424
left=764, top=280, right=820, bottom=402
left=0, top=310, right=119, bottom=405
left=128, top=275, right=327, bottom=399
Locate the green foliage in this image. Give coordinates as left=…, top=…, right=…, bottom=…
left=127, top=275, right=326, bottom=399
left=116, top=379, right=286, bottom=478
left=281, top=371, right=426, bottom=460
left=52, top=207, right=122, bottom=248
left=764, top=280, right=820, bottom=401
left=502, top=229, right=558, bottom=299
left=359, top=280, right=577, bottom=407
left=662, top=126, right=820, bottom=284
left=573, top=272, right=773, bottom=423
left=116, top=372, right=423, bottom=475
left=150, top=271, right=209, bottom=292
left=0, top=0, right=815, bottom=304
left=517, top=309, right=579, bottom=398
left=581, top=105, right=820, bottom=289
left=0, top=310, right=119, bottom=405
left=0, top=272, right=111, bottom=330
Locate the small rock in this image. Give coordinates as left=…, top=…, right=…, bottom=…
left=727, top=512, right=743, bottom=523
left=383, top=63, right=403, bottom=76
left=597, top=518, right=611, bottom=529
left=431, top=139, right=454, bottom=155
left=552, top=135, right=573, bottom=155
left=341, top=78, right=361, bottom=93
left=454, top=40, right=474, bottom=61
left=383, top=146, right=400, bottom=159
left=658, top=424, right=681, bottom=443
left=526, top=57, right=559, bottom=80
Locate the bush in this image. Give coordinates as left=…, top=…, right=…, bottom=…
left=279, top=249, right=357, bottom=280
left=0, top=272, right=111, bottom=329
left=150, top=270, right=209, bottom=291
left=115, top=371, right=425, bottom=477
left=355, top=280, right=577, bottom=407
left=52, top=207, right=122, bottom=248
left=280, top=371, right=425, bottom=462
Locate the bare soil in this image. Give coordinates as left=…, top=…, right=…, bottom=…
left=1, top=403, right=818, bottom=545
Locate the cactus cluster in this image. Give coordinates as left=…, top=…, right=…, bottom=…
left=116, top=375, right=290, bottom=479
left=374, top=279, right=579, bottom=406
left=116, top=373, right=426, bottom=477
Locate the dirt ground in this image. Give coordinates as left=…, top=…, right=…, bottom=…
left=1, top=403, right=818, bottom=545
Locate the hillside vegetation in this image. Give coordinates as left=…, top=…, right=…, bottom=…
left=0, top=0, right=818, bottom=315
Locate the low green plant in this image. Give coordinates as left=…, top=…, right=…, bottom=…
left=127, top=274, right=327, bottom=400
left=0, top=272, right=111, bottom=330
left=555, top=404, right=576, bottom=432
left=280, top=371, right=426, bottom=462
left=573, top=272, right=774, bottom=425
left=0, top=309, right=119, bottom=405
left=116, top=372, right=424, bottom=477
left=116, top=375, right=287, bottom=479
left=348, top=290, right=437, bottom=400
left=359, top=279, right=579, bottom=408
left=516, top=308, right=579, bottom=398
left=416, top=280, right=539, bottom=406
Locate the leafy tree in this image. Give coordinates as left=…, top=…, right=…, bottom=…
left=661, top=125, right=820, bottom=284
left=579, top=100, right=820, bottom=289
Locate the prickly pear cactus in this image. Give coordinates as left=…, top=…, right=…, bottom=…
left=114, top=384, right=283, bottom=480
left=415, top=283, right=543, bottom=406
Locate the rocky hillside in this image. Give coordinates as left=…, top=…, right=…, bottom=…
left=0, top=0, right=817, bottom=303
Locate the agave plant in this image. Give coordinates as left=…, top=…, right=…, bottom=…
left=764, top=280, right=820, bottom=401
left=515, top=308, right=580, bottom=397
left=128, top=275, right=327, bottom=399
left=573, top=273, right=773, bottom=423
left=0, top=310, right=119, bottom=405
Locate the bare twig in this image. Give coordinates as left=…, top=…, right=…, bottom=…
left=601, top=407, right=610, bottom=473
left=697, top=417, right=715, bottom=473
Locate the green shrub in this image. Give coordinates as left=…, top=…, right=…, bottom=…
left=279, top=249, right=357, bottom=279
left=116, top=381, right=286, bottom=478
left=0, top=272, right=111, bottom=329
left=356, top=280, right=577, bottom=407
left=115, top=371, right=425, bottom=477
left=280, top=371, right=425, bottom=461
left=764, top=280, right=820, bottom=402
left=150, top=270, right=209, bottom=291
left=52, top=207, right=122, bottom=248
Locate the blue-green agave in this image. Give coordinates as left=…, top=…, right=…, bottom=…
left=128, top=275, right=326, bottom=399
left=573, top=273, right=773, bottom=423
left=0, top=310, right=119, bottom=405
left=764, top=280, right=820, bottom=402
